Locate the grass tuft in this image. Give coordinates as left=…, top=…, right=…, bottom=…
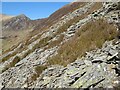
left=2, top=56, right=21, bottom=73
left=47, top=19, right=117, bottom=66
left=30, top=65, right=47, bottom=81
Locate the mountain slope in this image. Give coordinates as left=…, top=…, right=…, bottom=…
left=2, top=14, right=32, bottom=31
left=0, top=14, right=14, bottom=21
left=33, top=2, right=86, bottom=31
left=1, top=2, right=86, bottom=53
left=0, top=2, right=120, bottom=89
left=1, top=14, right=47, bottom=52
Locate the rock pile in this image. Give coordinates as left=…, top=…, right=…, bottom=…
left=0, top=2, right=120, bottom=89
left=33, top=40, right=120, bottom=88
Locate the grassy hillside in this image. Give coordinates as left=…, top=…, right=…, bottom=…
left=47, top=19, right=117, bottom=66
left=1, top=2, right=87, bottom=54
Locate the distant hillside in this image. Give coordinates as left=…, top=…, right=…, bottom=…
left=0, top=2, right=120, bottom=89
left=1, top=2, right=86, bottom=52
left=2, top=14, right=32, bottom=31
left=34, top=2, right=86, bottom=30
left=0, top=14, right=14, bottom=21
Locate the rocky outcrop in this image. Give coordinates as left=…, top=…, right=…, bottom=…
left=32, top=40, right=120, bottom=88
left=0, top=2, right=120, bottom=89
left=2, top=14, right=32, bottom=31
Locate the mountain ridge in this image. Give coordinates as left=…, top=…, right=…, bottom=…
left=0, top=2, right=120, bottom=89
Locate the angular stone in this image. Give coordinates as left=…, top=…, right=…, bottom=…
left=107, top=53, right=118, bottom=61
left=84, top=60, right=92, bottom=66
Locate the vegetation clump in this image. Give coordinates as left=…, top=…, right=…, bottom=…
left=47, top=19, right=117, bottom=66
left=2, top=56, right=21, bottom=72
left=30, top=65, right=47, bottom=81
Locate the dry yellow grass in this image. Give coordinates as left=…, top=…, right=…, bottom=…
left=87, top=2, right=103, bottom=14
left=35, top=65, right=47, bottom=75
left=2, top=2, right=102, bottom=54
left=2, top=29, right=32, bottom=52
left=47, top=34, right=64, bottom=48
left=1, top=3, right=107, bottom=76
left=38, top=2, right=86, bottom=30
left=2, top=56, right=21, bottom=72
left=0, top=14, right=14, bottom=21
left=47, top=19, right=117, bottom=66
left=1, top=2, right=108, bottom=73
left=30, top=65, right=47, bottom=81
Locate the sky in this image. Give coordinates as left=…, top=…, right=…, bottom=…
left=1, top=2, right=70, bottom=20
